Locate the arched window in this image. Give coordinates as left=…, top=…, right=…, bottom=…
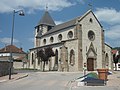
left=89, top=18, right=93, bottom=23
left=38, top=58, right=40, bottom=65
left=32, top=53, right=34, bottom=65
left=53, top=49, right=58, bottom=71
left=105, top=53, right=109, bottom=67
left=55, top=49, right=58, bottom=65
left=43, top=39, right=46, bottom=45
left=70, top=49, right=75, bottom=66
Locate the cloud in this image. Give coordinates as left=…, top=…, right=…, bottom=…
left=94, top=8, right=120, bottom=25
left=69, top=0, right=85, bottom=4
left=105, top=25, right=120, bottom=40
left=55, top=21, right=64, bottom=25
left=0, top=37, right=19, bottom=44
left=0, top=0, right=77, bottom=13
left=94, top=7, right=120, bottom=46
left=94, top=7, right=120, bottom=48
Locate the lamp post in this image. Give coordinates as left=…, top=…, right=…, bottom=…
left=9, top=10, right=25, bottom=80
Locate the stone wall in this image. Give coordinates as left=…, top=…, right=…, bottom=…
left=0, top=61, right=13, bottom=77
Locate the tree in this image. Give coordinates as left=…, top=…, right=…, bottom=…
left=37, top=47, right=55, bottom=71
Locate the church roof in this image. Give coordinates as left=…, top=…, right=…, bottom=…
left=39, top=10, right=102, bottom=38
left=0, top=45, right=26, bottom=54
left=42, top=18, right=77, bottom=36
left=37, top=11, right=55, bottom=26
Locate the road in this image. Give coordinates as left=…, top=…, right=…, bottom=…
left=0, top=71, right=119, bottom=90
left=0, top=72, right=83, bottom=90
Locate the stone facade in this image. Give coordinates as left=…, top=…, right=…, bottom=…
left=29, top=10, right=113, bottom=72
left=105, top=44, right=113, bottom=69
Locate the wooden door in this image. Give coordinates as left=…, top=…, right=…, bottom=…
left=87, top=58, right=94, bottom=71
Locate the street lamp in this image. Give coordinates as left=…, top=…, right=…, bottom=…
left=9, top=10, right=25, bottom=80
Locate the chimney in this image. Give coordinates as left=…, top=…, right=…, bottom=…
left=19, top=47, right=23, bottom=52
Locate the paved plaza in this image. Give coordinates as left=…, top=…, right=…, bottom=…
left=0, top=71, right=120, bottom=90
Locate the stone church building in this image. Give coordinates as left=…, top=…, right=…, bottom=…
left=29, top=9, right=113, bottom=71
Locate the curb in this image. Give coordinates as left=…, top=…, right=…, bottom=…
left=15, top=74, right=28, bottom=80
left=0, top=74, right=28, bottom=83
left=0, top=79, right=7, bottom=83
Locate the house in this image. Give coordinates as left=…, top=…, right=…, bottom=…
left=0, top=45, right=28, bottom=69
left=29, top=9, right=113, bottom=72
left=112, top=49, right=120, bottom=70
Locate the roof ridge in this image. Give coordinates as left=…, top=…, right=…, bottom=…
left=0, top=45, right=26, bottom=54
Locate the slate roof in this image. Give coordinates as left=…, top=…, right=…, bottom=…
left=40, top=18, right=77, bottom=37
left=39, top=10, right=94, bottom=38
left=37, top=10, right=103, bottom=38
left=0, top=45, right=26, bottom=54
left=37, top=11, right=55, bottom=26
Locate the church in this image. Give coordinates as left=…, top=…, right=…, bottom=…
left=29, top=9, right=113, bottom=72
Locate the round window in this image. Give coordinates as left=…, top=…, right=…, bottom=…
left=88, top=30, right=95, bottom=41
left=58, top=34, right=62, bottom=41
left=50, top=37, right=54, bottom=43
left=68, top=31, right=73, bottom=39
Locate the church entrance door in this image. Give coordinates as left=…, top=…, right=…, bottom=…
left=87, top=58, right=94, bottom=71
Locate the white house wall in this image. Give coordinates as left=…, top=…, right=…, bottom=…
left=0, top=53, right=10, bottom=56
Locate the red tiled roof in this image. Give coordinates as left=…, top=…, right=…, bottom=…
left=0, top=45, right=26, bottom=54
left=112, top=49, right=118, bottom=54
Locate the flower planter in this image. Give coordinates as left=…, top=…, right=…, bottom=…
left=97, top=68, right=108, bottom=81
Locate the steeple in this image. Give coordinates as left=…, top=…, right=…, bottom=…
left=34, top=9, right=55, bottom=47
left=37, top=10, right=55, bottom=26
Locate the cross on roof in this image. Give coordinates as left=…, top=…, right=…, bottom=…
left=88, top=3, right=92, bottom=10
left=46, top=4, right=48, bottom=11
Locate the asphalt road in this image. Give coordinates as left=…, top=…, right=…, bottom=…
left=0, top=72, right=82, bottom=90
left=0, top=72, right=119, bottom=90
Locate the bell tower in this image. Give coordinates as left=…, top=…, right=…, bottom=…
left=34, top=7, right=55, bottom=47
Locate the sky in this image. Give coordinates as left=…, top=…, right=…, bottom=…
left=0, top=0, right=120, bottom=52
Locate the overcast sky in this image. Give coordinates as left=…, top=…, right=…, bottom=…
left=0, top=0, right=120, bottom=51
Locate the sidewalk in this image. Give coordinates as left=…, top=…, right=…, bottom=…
left=107, top=71, right=120, bottom=86
left=0, top=73, right=28, bottom=83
